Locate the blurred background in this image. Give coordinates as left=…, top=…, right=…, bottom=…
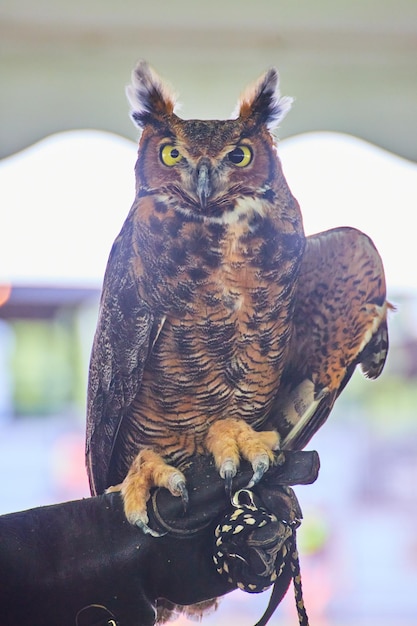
left=1, top=1, right=416, bottom=625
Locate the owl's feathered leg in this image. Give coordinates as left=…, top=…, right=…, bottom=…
left=112, top=450, right=188, bottom=535
left=206, top=418, right=280, bottom=495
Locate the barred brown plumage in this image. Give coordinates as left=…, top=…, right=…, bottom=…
left=85, top=60, right=390, bottom=622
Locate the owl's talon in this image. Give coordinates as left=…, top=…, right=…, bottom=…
left=167, top=473, right=189, bottom=511
left=135, top=518, right=166, bottom=538
left=246, top=454, right=270, bottom=489
left=219, top=459, right=237, bottom=498
left=120, top=450, right=188, bottom=529
left=224, top=469, right=234, bottom=498
left=178, top=480, right=189, bottom=512
left=275, top=450, right=285, bottom=466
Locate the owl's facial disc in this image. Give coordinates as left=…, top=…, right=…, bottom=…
left=149, top=117, right=274, bottom=218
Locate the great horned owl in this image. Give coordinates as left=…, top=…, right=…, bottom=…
left=86, top=61, right=390, bottom=540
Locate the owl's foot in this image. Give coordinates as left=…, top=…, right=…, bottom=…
left=205, top=418, right=280, bottom=496
left=117, top=449, right=187, bottom=535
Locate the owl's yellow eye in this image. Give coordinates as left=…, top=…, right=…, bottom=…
left=227, top=145, right=253, bottom=167
left=160, top=144, right=183, bottom=166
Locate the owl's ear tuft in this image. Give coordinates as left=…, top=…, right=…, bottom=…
left=236, top=68, right=293, bottom=131
left=126, top=60, right=177, bottom=128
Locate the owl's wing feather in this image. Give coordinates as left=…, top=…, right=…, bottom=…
left=359, top=317, right=389, bottom=379
left=268, top=226, right=390, bottom=451
left=86, top=222, right=163, bottom=496
left=277, top=367, right=354, bottom=451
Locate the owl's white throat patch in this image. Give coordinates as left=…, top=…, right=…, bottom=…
left=173, top=196, right=267, bottom=227
left=220, top=196, right=267, bottom=225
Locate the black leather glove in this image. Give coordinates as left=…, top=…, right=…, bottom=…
left=0, top=451, right=319, bottom=626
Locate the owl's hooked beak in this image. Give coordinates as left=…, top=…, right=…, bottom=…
left=196, top=161, right=211, bottom=209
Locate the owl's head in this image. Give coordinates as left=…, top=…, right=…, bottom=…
left=126, top=61, right=293, bottom=220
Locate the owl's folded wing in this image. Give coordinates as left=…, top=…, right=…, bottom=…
left=85, top=218, right=164, bottom=496
left=268, top=226, right=391, bottom=451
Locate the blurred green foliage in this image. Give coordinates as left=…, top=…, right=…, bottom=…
left=10, top=315, right=86, bottom=416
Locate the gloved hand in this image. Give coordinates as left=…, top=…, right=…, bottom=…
left=0, top=450, right=319, bottom=626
